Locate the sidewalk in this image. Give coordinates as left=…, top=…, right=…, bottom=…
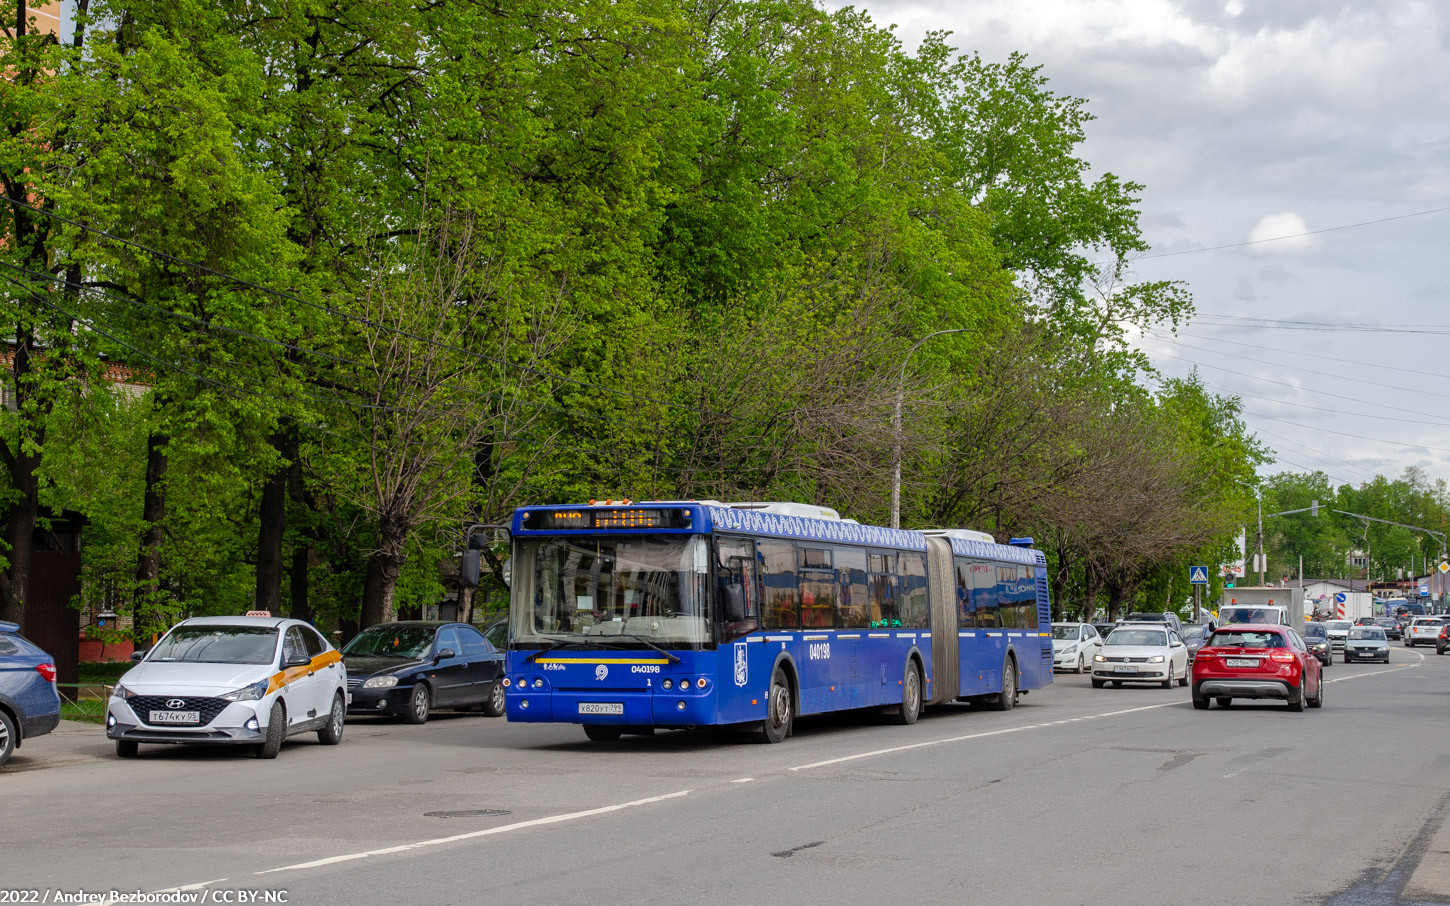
left=4, top=719, right=114, bottom=773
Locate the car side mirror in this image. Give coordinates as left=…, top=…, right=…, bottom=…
left=437, top=648, right=456, bottom=661
left=130, top=650, right=146, bottom=662
left=283, top=653, right=312, bottom=669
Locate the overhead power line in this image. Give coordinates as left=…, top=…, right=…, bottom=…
left=1138, top=204, right=1450, bottom=260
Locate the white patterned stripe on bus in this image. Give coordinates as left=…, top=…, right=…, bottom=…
left=921, top=633, right=931, bottom=638
left=705, top=506, right=927, bottom=551
left=766, top=635, right=794, bottom=642
left=747, top=637, right=765, bottom=643
left=896, top=633, right=916, bottom=639
left=986, top=632, right=1003, bottom=637
left=837, top=634, right=860, bottom=639
left=868, top=633, right=890, bottom=638
left=803, top=635, right=828, bottom=641
left=944, top=536, right=1045, bottom=566
left=959, top=632, right=976, bottom=637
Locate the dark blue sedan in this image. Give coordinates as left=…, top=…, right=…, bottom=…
left=0, top=620, right=62, bottom=767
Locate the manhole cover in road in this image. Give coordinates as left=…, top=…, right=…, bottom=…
left=423, top=809, right=512, bottom=818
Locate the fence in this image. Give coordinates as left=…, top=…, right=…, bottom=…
left=55, top=683, right=112, bottom=722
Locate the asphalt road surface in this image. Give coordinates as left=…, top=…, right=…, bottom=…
left=5, top=646, right=1450, bottom=906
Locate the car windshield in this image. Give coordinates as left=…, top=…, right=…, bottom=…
left=512, top=535, right=710, bottom=647
left=1413, top=618, right=1439, bottom=627
left=148, top=625, right=279, bottom=665
left=1303, top=624, right=1327, bottom=639
left=1208, top=630, right=1284, bottom=649
left=1180, top=626, right=1206, bottom=641
left=1325, top=621, right=1352, bottom=631
left=1374, top=619, right=1396, bottom=627
left=1052, top=625, right=1081, bottom=640
left=342, top=625, right=436, bottom=658
left=1349, top=628, right=1385, bottom=640
left=1105, top=629, right=1167, bottom=647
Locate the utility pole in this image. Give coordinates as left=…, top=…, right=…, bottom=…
left=890, top=328, right=974, bottom=530
left=1256, top=493, right=1265, bottom=586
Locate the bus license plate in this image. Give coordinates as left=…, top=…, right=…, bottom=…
left=149, top=710, right=201, bottom=724
left=1225, top=658, right=1259, bottom=668
left=578, top=702, right=624, bottom=715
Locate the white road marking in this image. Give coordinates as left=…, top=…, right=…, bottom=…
left=1325, top=645, right=1424, bottom=682
left=96, top=879, right=228, bottom=905
left=788, top=701, right=1180, bottom=772
left=731, top=777, right=754, bottom=783
left=254, top=790, right=692, bottom=875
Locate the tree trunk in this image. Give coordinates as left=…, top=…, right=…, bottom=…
left=133, top=428, right=169, bottom=644
left=0, top=442, right=41, bottom=631
left=359, top=549, right=402, bottom=628
left=1106, top=580, right=1125, bottom=622
left=1083, top=570, right=1103, bottom=622
left=289, top=544, right=311, bottom=622
left=254, top=427, right=295, bottom=614
left=457, top=585, right=475, bottom=625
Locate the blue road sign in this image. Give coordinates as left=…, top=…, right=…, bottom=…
left=1189, top=566, right=1209, bottom=585
left=1335, top=592, right=1346, bottom=604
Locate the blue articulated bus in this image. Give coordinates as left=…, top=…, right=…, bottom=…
left=500, top=501, right=1052, bottom=743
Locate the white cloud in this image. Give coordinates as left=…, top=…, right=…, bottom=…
left=1247, top=212, right=1320, bottom=254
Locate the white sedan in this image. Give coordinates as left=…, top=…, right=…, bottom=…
left=1091, top=626, right=1189, bottom=688
left=107, top=616, right=348, bottom=759
left=1051, top=622, right=1104, bottom=673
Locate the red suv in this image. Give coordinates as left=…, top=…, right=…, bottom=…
left=1437, top=623, right=1448, bottom=656
left=1191, top=624, right=1323, bottom=712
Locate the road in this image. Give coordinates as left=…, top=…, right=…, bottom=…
left=4, top=646, right=1449, bottom=905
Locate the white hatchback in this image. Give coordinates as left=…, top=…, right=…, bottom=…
left=107, top=617, right=347, bottom=759
left=1091, top=626, right=1189, bottom=688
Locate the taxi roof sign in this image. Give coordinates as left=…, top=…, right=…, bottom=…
left=245, top=610, right=272, bottom=618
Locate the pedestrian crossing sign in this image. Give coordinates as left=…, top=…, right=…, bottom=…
left=1189, top=566, right=1209, bottom=585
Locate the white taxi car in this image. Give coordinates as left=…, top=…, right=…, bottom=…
left=107, top=617, right=347, bottom=759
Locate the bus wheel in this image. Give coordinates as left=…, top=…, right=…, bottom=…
left=757, top=666, right=793, bottom=744
left=891, top=661, right=922, bottom=726
left=989, top=657, right=1017, bottom=711
left=584, top=725, right=622, bottom=743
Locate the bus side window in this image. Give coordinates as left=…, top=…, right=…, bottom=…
left=971, top=560, right=997, bottom=628
left=759, top=539, right=799, bottom=631
left=955, top=560, right=971, bottom=629
left=835, top=546, right=869, bottom=629
left=899, top=551, right=929, bottom=629
left=715, top=537, right=759, bottom=642
left=868, top=551, right=898, bottom=628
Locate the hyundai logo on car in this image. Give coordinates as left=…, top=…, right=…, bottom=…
left=166, top=699, right=186, bottom=709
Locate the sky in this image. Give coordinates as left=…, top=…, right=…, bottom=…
left=851, top=0, right=1450, bottom=489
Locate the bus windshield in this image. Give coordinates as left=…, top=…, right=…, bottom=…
left=511, top=535, right=711, bottom=648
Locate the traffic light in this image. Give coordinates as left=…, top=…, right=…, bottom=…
left=1225, top=581, right=1235, bottom=588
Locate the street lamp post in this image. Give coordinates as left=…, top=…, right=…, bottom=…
left=890, top=328, right=975, bottom=530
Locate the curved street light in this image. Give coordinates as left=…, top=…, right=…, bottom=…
left=891, top=328, right=977, bottom=530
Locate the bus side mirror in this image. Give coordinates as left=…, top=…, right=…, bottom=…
left=721, top=582, right=746, bottom=623
left=460, top=549, right=481, bottom=589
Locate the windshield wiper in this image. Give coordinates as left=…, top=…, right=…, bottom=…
left=525, top=637, right=594, bottom=663
left=612, top=634, right=682, bottom=664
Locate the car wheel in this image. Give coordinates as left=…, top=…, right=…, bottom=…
left=317, top=693, right=345, bottom=745
left=1309, top=675, right=1324, bottom=709
left=256, top=701, right=285, bottom=759
left=1343, top=656, right=1351, bottom=664
left=1192, top=696, right=1210, bottom=710
left=1076, top=654, right=1085, bottom=674
left=890, top=661, right=922, bottom=725
left=403, top=683, right=431, bottom=725
left=989, top=657, right=1017, bottom=711
left=1111, top=680, right=1123, bottom=688
left=0, top=710, right=15, bottom=766
left=756, top=666, right=793, bottom=743
left=1178, top=662, right=1189, bottom=687
left=114, top=738, right=139, bottom=758
left=1091, top=678, right=1105, bottom=688
left=584, top=724, right=623, bottom=742
left=1216, top=697, right=1232, bottom=708
left=483, top=681, right=506, bottom=717
left=1288, top=676, right=1306, bottom=712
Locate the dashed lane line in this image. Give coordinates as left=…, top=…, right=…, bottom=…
left=254, top=789, right=692, bottom=875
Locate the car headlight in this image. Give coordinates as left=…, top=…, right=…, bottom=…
left=220, top=678, right=270, bottom=702
left=112, top=683, right=136, bottom=700
left=1148, top=655, right=1165, bottom=663
left=1060, top=645, right=1078, bottom=656
left=363, top=675, right=400, bottom=689
left=1094, top=654, right=1106, bottom=662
